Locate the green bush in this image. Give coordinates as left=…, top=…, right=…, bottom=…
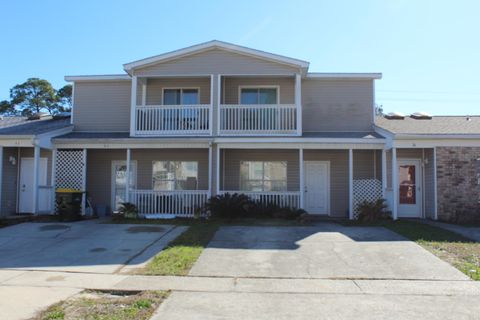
left=356, top=198, right=391, bottom=222
left=118, top=202, right=139, bottom=219
left=203, top=193, right=306, bottom=220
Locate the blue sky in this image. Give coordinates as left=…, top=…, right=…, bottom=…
left=0, top=0, right=479, bottom=115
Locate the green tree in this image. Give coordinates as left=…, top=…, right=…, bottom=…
left=10, top=78, right=58, bottom=116
left=56, top=84, right=72, bottom=112
left=0, top=100, right=16, bottom=115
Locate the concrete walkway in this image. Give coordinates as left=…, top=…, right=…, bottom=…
left=423, top=220, right=480, bottom=242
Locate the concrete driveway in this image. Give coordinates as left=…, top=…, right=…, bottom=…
left=0, top=220, right=185, bottom=274
left=190, top=223, right=468, bottom=280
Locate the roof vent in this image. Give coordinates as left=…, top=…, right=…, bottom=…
left=410, top=111, right=432, bottom=120
left=385, top=111, right=405, bottom=120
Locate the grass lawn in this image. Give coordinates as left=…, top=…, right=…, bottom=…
left=341, top=220, right=480, bottom=280
left=35, top=290, right=168, bottom=320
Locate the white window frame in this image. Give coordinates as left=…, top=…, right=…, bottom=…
left=238, top=85, right=280, bottom=104
left=152, top=160, right=199, bottom=191
left=161, top=87, right=201, bottom=105
left=239, top=160, right=288, bottom=192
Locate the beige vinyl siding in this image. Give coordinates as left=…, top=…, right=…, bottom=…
left=73, top=80, right=131, bottom=132
left=134, top=49, right=299, bottom=76
left=304, top=150, right=349, bottom=217
left=1, top=147, right=18, bottom=215
left=353, top=150, right=377, bottom=180
left=221, top=149, right=299, bottom=191
left=86, top=149, right=209, bottom=211
left=20, top=148, right=53, bottom=185
left=136, top=77, right=211, bottom=105
left=223, top=77, right=295, bottom=104
left=302, top=79, right=374, bottom=132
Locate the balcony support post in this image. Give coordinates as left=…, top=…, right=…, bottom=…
left=295, top=73, right=302, bottom=136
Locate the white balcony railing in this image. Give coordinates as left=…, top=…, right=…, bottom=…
left=129, top=189, right=209, bottom=217
left=135, top=105, right=210, bottom=136
left=220, top=191, right=300, bottom=208
left=219, top=104, right=298, bottom=135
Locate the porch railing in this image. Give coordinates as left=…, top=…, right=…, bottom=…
left=135, top=104, right=211, bottom=136
left=219, top=104, right=298, bottom=135
left=220, top=191, right=300, bottom=208
left=129, top=189, right=209, bottom=217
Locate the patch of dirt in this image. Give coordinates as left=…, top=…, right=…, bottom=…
left=127, top=226, right=165, bottom=233
left=39, top=224, right=70, bottom=231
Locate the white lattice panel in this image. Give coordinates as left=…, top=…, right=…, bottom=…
left=54, top=150, right=85, bottom=190
left=353, top=178, right=382, bottom=219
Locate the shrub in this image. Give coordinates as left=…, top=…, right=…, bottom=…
left=203, top=193, right=252, bottom=219
left=118, top=202, right=139, bottom=219
left=356, top=198, right=391, bottom=222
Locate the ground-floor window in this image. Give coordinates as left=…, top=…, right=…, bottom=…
left=152, top=161, right=198, bottom=190
left=240, top=161, right=287, bottom=191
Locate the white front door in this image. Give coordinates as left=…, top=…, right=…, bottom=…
left=19, top=158, right=48, bottom=213
left=304, top=161, right=330, bottom=215
left=111, top=161, right=137, bottom=212
left=398, top=159, right=423, bottom=218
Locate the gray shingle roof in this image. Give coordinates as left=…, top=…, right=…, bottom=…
left=0, top=116, right=72, bottom=136
left=302, top=131, right=383, bottom=139
left=376, top=116, right=480, bottom=135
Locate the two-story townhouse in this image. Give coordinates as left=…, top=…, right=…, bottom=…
left=1, top=41, right=479, bottom=222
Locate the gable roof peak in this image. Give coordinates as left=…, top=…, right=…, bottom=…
left=123, top=40, right=310, bottom=73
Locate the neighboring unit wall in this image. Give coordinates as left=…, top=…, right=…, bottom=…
left=223, top=77, right=295, bottom=104
left=1, top=147, right=18, bottom=216
left=86, top=149, right=209, bottom=211
left=302, top=79, right=374, bottom=132
left=436, top=147, right=480, bottom=222
left=73, top=80, right=131, bottom=132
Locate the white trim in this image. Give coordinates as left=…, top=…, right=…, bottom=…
left=433, top=147, right=438, bottom=220
left=51, top=148, right=57, bottom=213
left=130, top=76, right=137, bottom=137
left=237, top=85, right=281, bottom=104
left=82, top=149, right=87, bottom=214
left=299, top=148, right=304, bottom=209
left=123, top=40, right=310, bottom=72
left=161, top=87, right=201, bottom=105
left=215, top=146, right=220, bottom=195
left=217, top=75, right=221, bottom=136
left=71, top=82, right=75, bottom=124
left=125, top=148, right=131, bottom=202
left=32, top=146, right=40, bottom=214
left=210, top=75, right=214, bottom=136
left=307, top=73, right=382, bottom=79
left=348, top=149, right=353, bottom=220
left=392, top=148, right=398, bottom=220
left=295, top=73, right=302, bottom=136
left=397, top=158, right=423, bottom=218
left=304, top=160, right=331, bottom=215
left=65, top=74, right=130, bottom=82
left=392, top=139, right=480, bottom=148
left=208, top=144, right=212, bottom=198
left=141, top=82, right=147, bottom=106
left=381, top=149, right=387, bottom=198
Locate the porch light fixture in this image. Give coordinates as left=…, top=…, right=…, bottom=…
left=9, top=156, right=16, bottom=165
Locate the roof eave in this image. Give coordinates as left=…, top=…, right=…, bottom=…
left=307, top=73, right=382, bottom=80
left=64, top=75, right=131, bottom=82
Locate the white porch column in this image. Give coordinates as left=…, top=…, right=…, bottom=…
left=433, top=147, right=438, bottom=220
left=216, top=74, right=221, bottom=136
left=208, top=143, right=213, bottom=198
left=209, top=75, right=214, bottom=136
left=51, top=148, right=57, bottom=214
left=348, top=148, right=354, bottom=220
left=295, top=73, right=302, bottom=136
left=32, top=145, right=40, bottom=214
left=381, top=149, right=387, bottom=198
left=130, top=76, right=138, bottom=137
left=125, top=148, right=131, bottom=202
left=215, top=145, right=221, bottom=195
left=82, top=149, right=87, bottom=214
left=0, top=146, right=3, bottom=214
left=392, top=147, right=398, bottom=220
left=299, top=148, right=305, bottom=209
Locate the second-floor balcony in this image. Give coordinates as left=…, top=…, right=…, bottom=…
left=135, top=104, right=211, bottom=136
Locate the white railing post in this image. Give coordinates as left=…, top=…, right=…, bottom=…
left=210, top=74, right=214, bottom=136
left=299, top=148, right=305, bottom=209
left=392, top=147, right=398, bottom=220
left=130, top=76, right=138, bottom=137
left=208, top=143, right=212, bottom=199
left=348, top=149, right=354, bottom=220
left=382, top=148, right=387, bottom=199
left=32, top=145, right=40, bottom=214
left=126, top=148, right=131, bottom=203
left=295, top=73, right=302, bottom=136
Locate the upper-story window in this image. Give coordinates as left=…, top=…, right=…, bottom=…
left=239, top=86, right=278, bottom=104
left=163, top=88, right=199, bottom=105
